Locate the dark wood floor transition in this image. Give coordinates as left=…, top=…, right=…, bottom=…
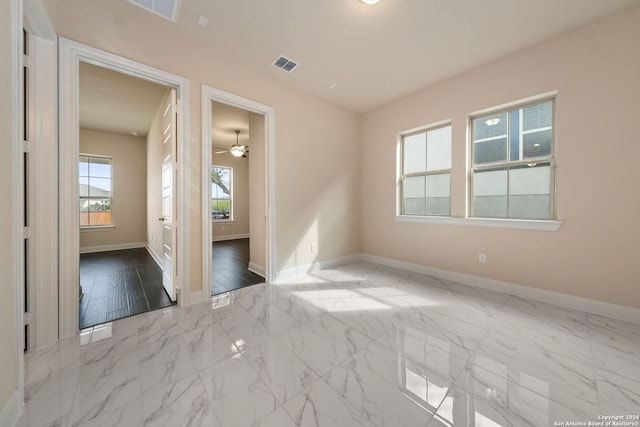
left=79, top=248, right=174, bottom=329
left=79, top=239, right=264, bottom=329
left=212, top=238, right=265, bottom=295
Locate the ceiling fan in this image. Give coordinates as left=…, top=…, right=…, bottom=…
left=215, top=129, right=249, bottom=158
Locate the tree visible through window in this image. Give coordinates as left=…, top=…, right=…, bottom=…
left=211, top=166, right=232, bottom=221
left=471, top=99, right=554, bottom=219
left=79, top=155, right=112, bottom=226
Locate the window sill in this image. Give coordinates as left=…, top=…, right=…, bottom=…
left=80, top=225, right=116, bottom=232
left=395, top=215, right=562, bottom=231
left=212, top=220, right=234, bottom=224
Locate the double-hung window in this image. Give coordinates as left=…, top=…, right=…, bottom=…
left=470, top=99, right=555, bottom=220
left=211, top=166, right=233, bottom=221
left=400, top=124, right=452, bottom=216
left=79, top=155, right=112, bottom=227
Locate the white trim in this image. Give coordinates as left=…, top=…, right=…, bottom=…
left=212, top=233, right=250, bottom=242
left=274, top=254, right=362, bottom=283
left=80, top=225, right=116, bottom=232
left=202, top=85, right=276, bottom=300
left=248, top=262, right=265, bottom=278
left=360, top=254, right=640, bottom=325
left=396, top=215, right=562, bottom=231
left=11, top=0, right=24, bottom=414
left=469, top=90, right=558, bottom=117
left=23, top=0, right=55, bottom=40
left=58, top=38, right=190, bottom=336
left=145, top=245, right=163, bottom=269
left=25, top=32, right=59, bottom=350
left=79, top=242, right=147, bottom=254
left=0, top=391, right=22, bottom=427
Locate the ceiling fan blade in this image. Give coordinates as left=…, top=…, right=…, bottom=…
left=214, top=150, right=229, bottom=154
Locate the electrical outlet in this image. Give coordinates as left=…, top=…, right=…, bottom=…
left=478, top=253, right=487, bottom=263
left=311, top=243, right=317, bottom=253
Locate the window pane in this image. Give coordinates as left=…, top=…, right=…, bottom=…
left=403, top=176, right=425, bottom=215
left=474, top=138, right=507, bottom=165
left=88, top=177, right=111, bottom=197
left=509, top=163, right=551, bottom=219
left=79, top=177, right=89, bottom=197
left=473, top=168, right=507, bottom=218
left=523, top=101, right=552, bottom=131
left=473, top=112, right=507, bottom=140
left=523, top=130, right=552, bottom=160
left=403, top=133, right=426, bottom=174
left=212, top=166, right=232, bottom=221
left=79, top=156, right=89, bottom=176
left=426, top=126, right=451, bottom=171
left=84, top=198, right=111, bottom=226
left=89, top=157, right=111, bottom=178
left=426, top=173, right=450, bottom=216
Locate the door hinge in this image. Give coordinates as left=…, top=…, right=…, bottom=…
left=23, top=140, right=33, bottom=153
left=24, top=312, right=35, bottom=326
left=22, top=54, right=33, bottom=68
left=23, top=226, right=33, bottom=239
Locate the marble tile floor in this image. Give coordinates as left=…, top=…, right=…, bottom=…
left=23, top=262, right=640, bottom=427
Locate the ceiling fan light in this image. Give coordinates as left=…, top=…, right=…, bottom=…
left=230, top=146, right=244, bottom=157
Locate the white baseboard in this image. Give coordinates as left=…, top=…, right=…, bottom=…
left=79, top=242, right=146, bottom=254
left=274, top=254, right=362, bottom=283
left=248, top=262, right=265, bottom=278
left=212, top=233, right=249, bottom=242
left=145, top=245, right=163, bottom=270
left=360, top=253, right=640, bottom=325
left=0, top=391, right=23, bottom=427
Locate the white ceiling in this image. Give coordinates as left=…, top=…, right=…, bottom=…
left=167, top=0, right=637, bottom=112
left=79, top=61, right=168, bottom=137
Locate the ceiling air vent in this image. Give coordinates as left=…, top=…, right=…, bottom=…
left=128, top=0, right=182, bottom=23
left=273, top=56, right=299, bottom=73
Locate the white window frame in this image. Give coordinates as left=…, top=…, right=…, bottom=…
left=397, top=121, right=452, bottom=217
left=211, top=165, right=233, bottom=222
left=79, top=154, right=114, bottom=228
left=469, top=97, right=556, bottom=221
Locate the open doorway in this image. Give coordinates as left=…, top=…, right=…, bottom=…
left=210, top=102, right=264, bottom=294
left=77, top=62, right=175, bottom=328
left=202, top=86, right=274, bottom=295
left=58, top=39, right=190, bottom=338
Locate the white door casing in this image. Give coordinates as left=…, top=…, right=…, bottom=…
left=58, top=38, right=190, bottom=338
left=201, top=85, right=276, bottom=292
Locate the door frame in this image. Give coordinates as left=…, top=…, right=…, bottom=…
left=201, top=86, right=276, bottom=289
left=59, top=38, right=190, bottom=338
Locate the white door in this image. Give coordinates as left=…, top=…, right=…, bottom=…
left=160, top=89, right=177, bottom=301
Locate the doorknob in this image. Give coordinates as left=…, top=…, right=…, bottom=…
left=158, top=217, right=165, bottom=222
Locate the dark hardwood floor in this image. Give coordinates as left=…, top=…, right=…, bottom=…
left=79, top=248, right=174, bottom=329
left=212, top=238, right=265, bottom=295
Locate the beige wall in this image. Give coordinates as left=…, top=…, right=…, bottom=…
left=53, top=0, right=361, bottom=291
left=249, top=113, right=266, bottom=272
left=211, top=151, right=250, bottom=239
left=0, top=0, right=17, bottom=412
left=361, top=4, right=640, bottom=309
left=79, top=128, right=147, bottom=250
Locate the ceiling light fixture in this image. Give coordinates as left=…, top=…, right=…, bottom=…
left=485, top=118, right=500, bottom=126
left=360, top=0, right=380, bottom=4
left=230, top=130, right=247, bottom=158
